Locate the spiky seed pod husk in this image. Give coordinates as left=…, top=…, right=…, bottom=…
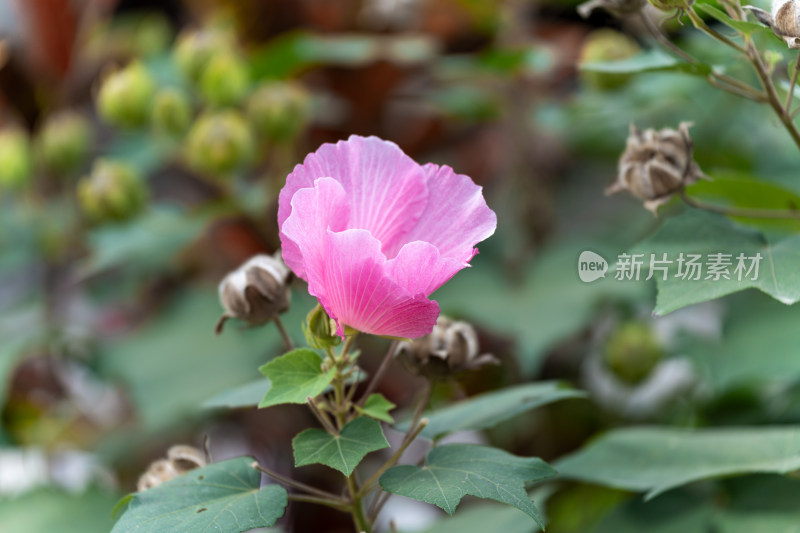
left=216, top=252, right=292, bottom=334
left=605, top=122, right=705, bottom=214
left=746, top=0, right=800, bottom=48
left=397, top=316, right=498, bottom=378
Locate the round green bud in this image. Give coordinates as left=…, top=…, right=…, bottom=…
left=36, top=111, right=92, bottom=173
left=0, top=128, right=32, bottom=190
left=199, top=52, right=250, bottom=108
left=603, top=322, right=664, bottom=385
left=184, top=111, right=254, bottom=177
left=97, top=61, right=156, bottom=128
left=304, top=304, right=341, bottom=349
left=173, top=29, right=234, bottom=83
left=247, top=81, right=312, bottom=142
left=151, top=88, right=192, bottom=138
left=77, top=160, right=147, bottom=222
left=579, top=29, right=640, bottom=91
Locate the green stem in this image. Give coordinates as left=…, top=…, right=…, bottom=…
left=347, top=476, right=370, bottom=532
left=307, top=396, right=339, bottom=434
left=686, top=8, right=747, bottom=54
left=639, top=12, right=766, bottom=102
left=288, top=494, right=352, bottom=512
left=786, top=52, right=800, bottom=113
left=359, top=419, right=429, bottom=496
left=251, top=461, right=347, bottom=502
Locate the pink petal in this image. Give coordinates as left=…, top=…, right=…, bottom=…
left=280, top=177, right=350, bottom=281
left=311, top=229, right=440, bottom=339
left=387, top=164, right=497, bottom=262
left=386, top=241, right=465, bottom=297
left=278, top=136, right=428, bottom=258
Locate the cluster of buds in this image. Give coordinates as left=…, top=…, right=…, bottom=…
left=92, top=26, right=314, bottom=184
left=746, top=0, right=800, bottom=48
left=216, top=252, right=292, bottom=334
left=397, top=316, right=498, bottom=378
left=137, top=445, right=206, bottom=491
left=605, top=122, right=705, bottom=213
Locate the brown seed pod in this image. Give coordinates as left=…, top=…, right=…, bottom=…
left=136, top=459, right=178, bottom=492
left=136, top=445, right=207, bottom=492
left=216, top=251, right=292, bottom=334
left=605, top=122, right=705, bottom=213
left=397, top=316, right=498, bottom=378
left=166, top=445, right=207, bottom=473
left=746, top=1, right=800, bottom=48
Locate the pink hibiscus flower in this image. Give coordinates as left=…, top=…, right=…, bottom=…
left=278, top=135, right=497, bottom=339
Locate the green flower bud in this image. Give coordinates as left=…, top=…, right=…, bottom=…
left=579, top=29, right=640, bottom=91
left=184, top=111, right=254, bottom=177
left=173, top=29, right=234, bottom=83
left=151, top=88, right=192, bottom=138
left=97, top=61, right=156, bottom=128
left=0, top=128, right=32, bottom=190
left=199, top=52, right=250, bottom=108
left=603, top=322, right=663, bottom=385
left=77, top=160, right=147, bottom=222
left=247, top=81, right=312, bottom=142
left=36, top=111, right=92, bottom=173
left=303, top=304, right=341, bottom=349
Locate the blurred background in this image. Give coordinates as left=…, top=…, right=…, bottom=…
left=1, top=0, right=799, bottom=532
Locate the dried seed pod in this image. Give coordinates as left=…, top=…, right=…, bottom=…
left=397, top=316, right=498, bottom=378
left=136, top=459, right=178, bottom=492
left=136, top=445, right=207, bottom=492
left=746, top=0, right=800, bottom=48
left=216, top=252, right=292, bottom=334
left=166, top=445, right=206, bottom=472
left=605, top=122, right=705, bottom=213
